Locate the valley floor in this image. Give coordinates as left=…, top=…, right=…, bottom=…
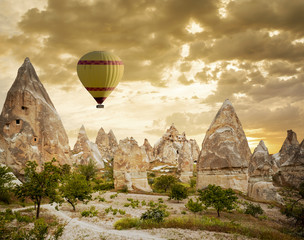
left=18, top=191, right=285, bottom=240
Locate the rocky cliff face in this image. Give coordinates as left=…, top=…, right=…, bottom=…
left=273, top=131, right=304, bottom=188
left=273, top=130, right=299, bottom=167
left=143, top=138, right=154, bottom=162
left=0, top=58, right=71, bottom=178
left=153, top=124, right=199, bottom=182
left=248, top=141, right=281, bottom=202
left=197, top=99, right=251, bottom=193
left=113, top=137, right=151, bottom=192
left=95, top=127, right=118, bottom=162
left=72, top=125, right=104, bottom=169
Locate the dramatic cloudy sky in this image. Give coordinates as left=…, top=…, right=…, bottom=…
left=0, top=0, right=303, bottom=153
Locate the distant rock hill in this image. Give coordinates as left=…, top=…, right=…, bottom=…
left=0, top=58, right=71, bottom=178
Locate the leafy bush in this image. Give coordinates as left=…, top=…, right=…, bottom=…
left=140, top=208, right=166, bottom=223
left=119, top=185, right=128, bottom=193
left=81, top=206, right=98, bottom=217
left=199, top=184, right=238, bottom=217
left=78, top=159, right=98, bottom=181
left=110, top=193, right=118, bottom=199
left=190, top=178, right=196, bottom=188
left=158, top=198, right=164, bottom=203
left=0, top=165, right=15, bottom=204
left=141, top=200, right=146, bottom=206
left=148, top=200, right=156, bottom=207
left=280, top=182, right=304, bottom=233
left=186, top=198, right=204, bottom=215
left=15, top=211, right=34, bottom=223
left=114, top=217, right=140, bottom=230
left=93, top=181, right=114, bottom=191
left=169, top=184, right=188, bottom=202
left=153, top=175, right=177, bottom=192
left=244, top=202, right=264, bottom=217
left=118, top=209, right=126, bottom=215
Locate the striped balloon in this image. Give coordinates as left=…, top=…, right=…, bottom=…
left=77, top=51, right=124, bottom=106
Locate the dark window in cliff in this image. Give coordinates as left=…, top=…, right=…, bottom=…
left=16, top=119, right=20, bottom=125
left=21, top=106, right=27, bottom=110
left=177, top=150, right=179, bottom=154
left=34, top=137, right=37, bottom=142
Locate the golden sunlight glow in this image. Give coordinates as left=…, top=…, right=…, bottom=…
left=181, top=44, right=190, bottom=58
left=186, top=21, right=204, bottom=34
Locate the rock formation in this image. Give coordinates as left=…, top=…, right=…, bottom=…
left=273, top=130, right=299, bottom=167
left=197, top=99, right=251, bottom=193
left=72, top=125, right=104, bottom=169
left=143, top=138, right=154, bottom=162
left=95, top=127, right=118, bottom=162
left=190, top=139, right=200, bottom=162
left=113, top=137, right=151, bottom=192
left=0, top=58, right=71, bottom=178
left=153, top=124, right=200, bottom=182
left=177, top=141, right=193, bottom=182
left=248, top=141, right=281, bottom=202
left=273, top=130, right=304, bottom=188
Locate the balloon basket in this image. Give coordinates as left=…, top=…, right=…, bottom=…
left=96, top=104, right=104, bottom=108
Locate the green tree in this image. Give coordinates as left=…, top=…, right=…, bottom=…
left=153, top=175, right=177, bottom=193
left=169, top=183, right=188, bottom=202
left=186, top=198, right=204, bottom=216
left=198, top=184, right=238, bottom=217
left=0, top=165, right=15, bottom=204
left=78, top=159, right=98, bottom=181
left=60, top=172, right=92, bottom=211
left=15, top=159, right=61, bottom=219
left=104, top=158, right=113, bottom=182
left=281, top=182, right=304, bottom=232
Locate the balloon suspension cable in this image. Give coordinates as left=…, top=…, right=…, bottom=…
left=96, top=104, right=104, bottom=108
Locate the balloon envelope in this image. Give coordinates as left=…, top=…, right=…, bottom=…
left=77, top=51, right=124, bottom=105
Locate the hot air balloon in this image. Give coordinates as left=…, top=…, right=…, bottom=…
left=77, top=51, right=124, bottom=108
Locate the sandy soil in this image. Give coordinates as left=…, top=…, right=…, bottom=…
left=30, top=192, right=260, bottom=240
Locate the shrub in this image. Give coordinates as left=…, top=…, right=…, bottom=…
left=119, top=185, right=128, bottom=193
left=198, top=184, right=238, bottom=217
left=153, top=175, right=177, bottom=192
left=118, top=209, right=126, bottom=215
left=0, top=165, right=15, bottom=204
left=140, top=208, right=166, bottom=223
left=93, top=181, right=114, bottom=191
left=244, top=202, right=264, bottom=217
left=31, top=218, right=49, bottom=240
left=78, top=159, right=98, bottom=181
left=186, top=198, right=204, bottom=216
left=280, top=182, right=304, bottom=233
left=190, top=178, right=196, bottom=188
left=81, top=206, right=98, bottom=217
left=141, top=200, right=146, bottom=206
left=114, top=217, right=140, bottom=230
left=110, top=193, right=118, bottom=199
left=148, top=200, right=156, bottom=207
left=169, top=184, right=188, bottom=202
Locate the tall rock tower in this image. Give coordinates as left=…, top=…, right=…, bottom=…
left=0, top=58, right=71, bottom=177
left=197, top=99, right=251, bottom=193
